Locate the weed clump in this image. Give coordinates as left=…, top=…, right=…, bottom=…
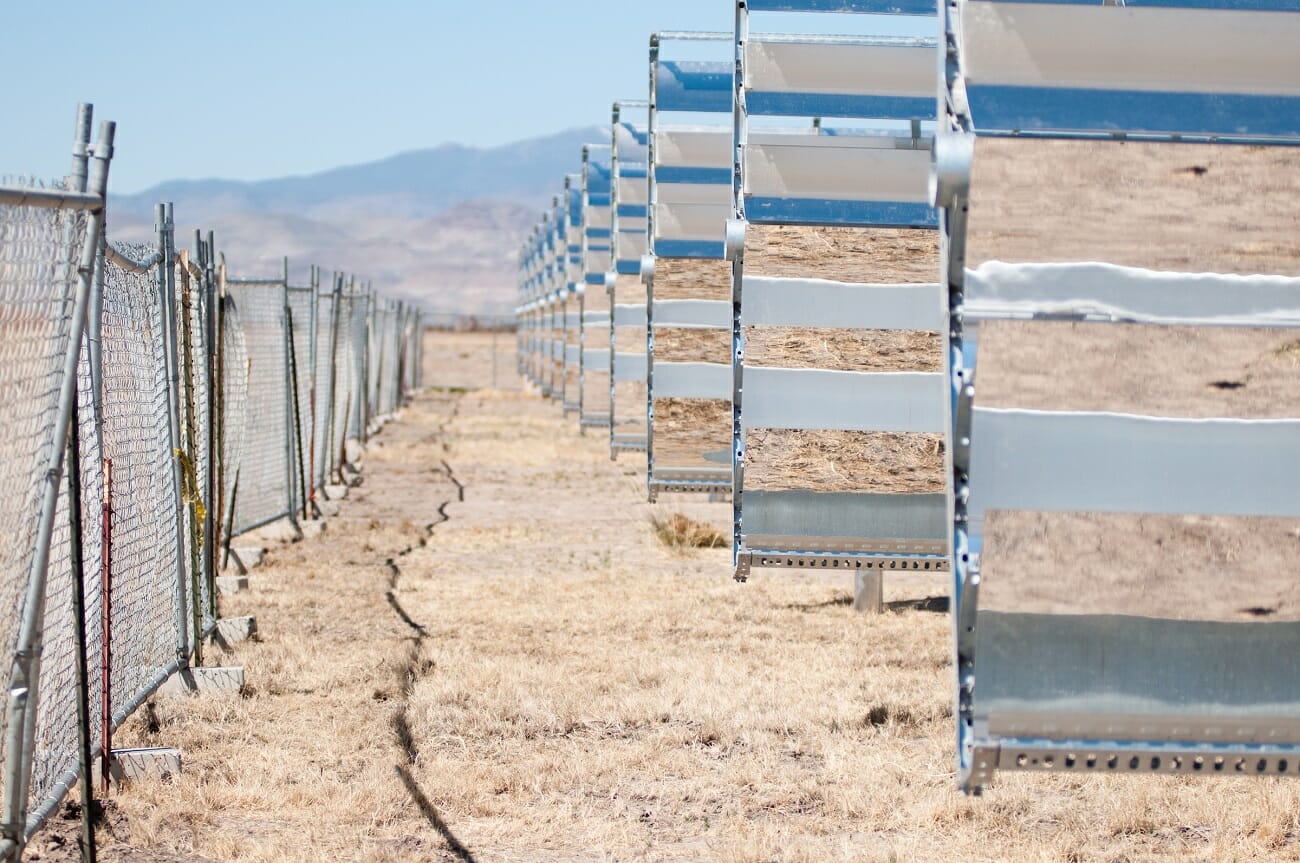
left=650, top=512, right=728, bottom=551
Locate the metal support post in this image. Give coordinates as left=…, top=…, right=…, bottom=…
left=158, top=203, right=191, bottom=664
left=323, top=275, right=342, bottom=483
left=281, top=258, right=297, bottom=528
left=198, top=232, right=217, bottom=624
left=1, top=117, right=114, bottom=859
left=307, top=267, right=319, bottom=510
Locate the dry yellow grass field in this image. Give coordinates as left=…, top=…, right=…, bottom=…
left=64, top=333, right=1300, bottom=862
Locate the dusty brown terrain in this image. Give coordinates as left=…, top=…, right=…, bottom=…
left=584, top=283, right=611, bottom=312
left=745, top=226, right=939, bottom=283
left=654, top=259, right=731, bottom=301
left=968, top=140, right=1300, bottom=276
left=656, top=329, right=730, bottom=365
left=979, top=322, right=1300, bottom=418
left=80, top=334, right=1300, bottom=863
left=976, top=321, right=1300, bottom=622
left=739, top=227, right=944, bottom=494
left=746, top=431, right=945, bottom=494
left=745, top=328, right=940, bottom=373
left=649, top=258, right=731, bottom=469
left=652, top=398, right=733, bottom=470
left=614, top=380, right=648, bottom=436
left=970, top=142, right=1300, bottom=623
left=423, top=331, right=518, bottom=393
left=614, top=273, right=644, bottom=305
left=982, top=511, right=1300, bottom=621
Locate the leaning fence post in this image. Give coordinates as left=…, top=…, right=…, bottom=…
left=157, top=203, right=191, bottom=665
left=100, top=457, right=112, bottom=797
left=281, top=257, right=298, bottom=529
left=285, top=303, right=308, bottom=522
left=1, top=117, right=114, bottom=858
left=198, top=231, right=217, bottom=623
left=177, top=250, right=205, bottom=654
left=323, top=274, right=342, bottom=484
left=307, top=266, right=319, bottom=511
left=65, top=369, right=98, bottom=863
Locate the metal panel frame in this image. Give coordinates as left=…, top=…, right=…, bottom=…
left=646, top=32, right=738, bottom=499
left=730, top=0, right=946, bottom=579
left=608, top=101, right=651, bottom=457
left=936, top=0, right=1300, bottom=793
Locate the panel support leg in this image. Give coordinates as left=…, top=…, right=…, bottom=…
left=854, top=570, right=884, bottom=614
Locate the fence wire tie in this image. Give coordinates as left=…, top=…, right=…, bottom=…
left=173, top=448, right=207, bottom=536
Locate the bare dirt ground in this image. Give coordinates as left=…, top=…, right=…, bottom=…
left=745, top=226, right=939, bottom=284
left=968, top=140, right=1300, bottom=276
left=745, top=328, right=940, bottom=373
left=71, top=333, right=1300, bottom=862
left=746, top=430, right=945, bottom=493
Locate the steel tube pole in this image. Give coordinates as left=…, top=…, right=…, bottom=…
left=307, top=267, right=319, bottom=511
left=65, top=395, right=97, bottom=863
left=1, top=119, right=114, bottom=855
left=158, top=203, right=191, bottom=663
left=281, top=258, right=297, bottom=528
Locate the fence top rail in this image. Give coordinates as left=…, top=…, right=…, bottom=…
left=104, top=241, right=162, bottom=274
left=226, top=277, right=287, bottom=287
left=0, top=185, right=102, bottom=211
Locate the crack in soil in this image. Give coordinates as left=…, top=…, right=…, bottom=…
left=381, top=392, right=476, bottom=862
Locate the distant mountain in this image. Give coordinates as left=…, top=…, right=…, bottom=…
left=108, top=127, right=609, bottom=316
left=113, top=126, right=605, bottom=222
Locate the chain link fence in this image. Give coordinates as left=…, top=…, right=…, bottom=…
left=0, top=105, right=424, bottom=861
left=0, top=182, right=90, bottom=832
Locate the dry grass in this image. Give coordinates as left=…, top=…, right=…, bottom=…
left=93, top=345, right=1300, bottom=862
left=650, top=511, right=729, bottom=551
left=745, top=225, right=939, bottom=283
left=746, top=430, right=946, bottom=493
left=656, top=329, right=730, bottom=364
left=744, top=328, right=941, bottom=373
left=655, top=259, right=732, bottom=302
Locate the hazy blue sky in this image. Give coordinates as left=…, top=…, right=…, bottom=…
left=2, top=2, right=930, bottom=194
left=1, top=1, right=737, bottom=193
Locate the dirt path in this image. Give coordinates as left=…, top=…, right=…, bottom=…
left=79, top=341, right=1300, bottom=862
left=102, top=393, right=467, bottom=861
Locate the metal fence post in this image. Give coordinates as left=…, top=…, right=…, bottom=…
left=307, top=266, right=319, bottom=512
left=280, top=258, right=297, bottom=529
left=324, top=275, right=342, bottom=483
left=199, top=231, right=217, bottom=623
left=157, top=203, right=191, bottom=665
left=1, top=118, right=114, bottom=859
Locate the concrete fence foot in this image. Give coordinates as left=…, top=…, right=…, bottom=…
left=209, top=615, right=257, bottom=647
left=854, top=570, right=884, bottom=614
left=159, top=666, right=246, bottom=696
left=96, top=748, right=183, bottom=785
left=215, top=575, right=248, bottom=595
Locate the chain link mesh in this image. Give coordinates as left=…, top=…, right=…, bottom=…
left=2, top=167, right=423, bottom=840
left=286, top=288, right=315, bottom=511
left=220, top=292, right=248, bottom=541
left=312, top=293, right=335, bottom=492
left=225, top=281, right=290, bottom=534
left=30, top=303, right=102, bottom=819
left=177, top=262, right=212, bottom=630
left=337, top=293, right=366, bottom=452
left=98, top=242, right=179, bottom=726
left=0, top=186, right=89, bottom=814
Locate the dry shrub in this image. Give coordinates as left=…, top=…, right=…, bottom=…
left=651, top=511, right=729, bottom=551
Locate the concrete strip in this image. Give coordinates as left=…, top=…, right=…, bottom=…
left=215, top=575, right=248, bottom=595
left=96, top=748, right=183, bottom=785
left=158, top=666, right=246, bottom=697
left=210, top=616, right=257, bottom=647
